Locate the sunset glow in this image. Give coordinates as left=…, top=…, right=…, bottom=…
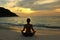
left=0, top=0, right=60, bottom=16
left=20, top=8, right=34, bottom=14
left=6, top=7, right=34, bottom=16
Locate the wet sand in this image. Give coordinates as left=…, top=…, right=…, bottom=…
left=0, top=26, right=60, bottom=40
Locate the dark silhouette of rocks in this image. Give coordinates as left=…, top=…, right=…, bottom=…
left=0, top=7, right=18, bottom=17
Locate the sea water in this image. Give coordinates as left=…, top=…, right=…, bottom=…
left=0, top=16, right=60, bottom=26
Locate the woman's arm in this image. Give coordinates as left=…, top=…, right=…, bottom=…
left=21, top=25, right=25, bottom=32
left=31, top=25, right=36, bottom=33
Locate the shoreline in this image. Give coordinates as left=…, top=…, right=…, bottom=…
left=0, top=26, right=60, bottom=40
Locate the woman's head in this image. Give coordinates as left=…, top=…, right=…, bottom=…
left=27, top=18, right=31, bottom=23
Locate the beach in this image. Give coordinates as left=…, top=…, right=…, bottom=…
left=0, top=0, right=60, bottom=40
left=0, top=17, right=60, bottom=40
left=0, top=25, right=60, bottom=40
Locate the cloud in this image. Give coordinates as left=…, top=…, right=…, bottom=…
left=0, top=0, right=9, bottom=6
left=0, top=0, right=60, bottom=10
left=31, top=1, right=60, bottom=10
left=0, top=0, right=22, bottom=8
left=17, top=0, right=36, bottom=8
left=34, top=0, right=57, bottom=5
left=13, top=8, right=60, bottom=16
left=54, top=8, right=60, bottom=13
left=4, top=0, right=18, bottom=8
left=15, top=0, right=60, bottom=10
left=0, top=0, right=60, bottom=17
left=29, top=9, right=60, bottom=16
left=5, top=6, right=34, bottom=16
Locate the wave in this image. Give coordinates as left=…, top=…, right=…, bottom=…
left=0, top=22, right=60, bottom=29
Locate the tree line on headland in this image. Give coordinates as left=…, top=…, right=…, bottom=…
left=0, top=7, right=18, bottom=17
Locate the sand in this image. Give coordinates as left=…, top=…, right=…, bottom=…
left=0, top=26, right=60, bottom=40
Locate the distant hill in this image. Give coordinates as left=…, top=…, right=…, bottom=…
left=0, top=7, right=18, bottom=17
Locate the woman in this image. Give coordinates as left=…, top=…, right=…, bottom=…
left=21, top=18, right=36, bottom=37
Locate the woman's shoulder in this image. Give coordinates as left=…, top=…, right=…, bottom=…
left=24, top=24, right=33, bottom=26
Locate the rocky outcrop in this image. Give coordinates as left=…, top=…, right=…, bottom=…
left=0, top=7, right=18, bottom=17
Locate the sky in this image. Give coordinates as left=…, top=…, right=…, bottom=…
left=0, top=0, right=60, bottom=16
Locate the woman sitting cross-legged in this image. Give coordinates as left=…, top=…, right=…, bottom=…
left=21, top=18, right=36, bottom=37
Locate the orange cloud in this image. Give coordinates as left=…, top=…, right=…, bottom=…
left=28, top=9, right=60, bottom=16
left=5, top=7, right=34, bottom=16
left=54, top=9, right=60, bottom=13
left=4, top=6, right=60, bottom=16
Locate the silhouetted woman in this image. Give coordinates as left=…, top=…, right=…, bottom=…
left=21, top=18, right=36, bottom=37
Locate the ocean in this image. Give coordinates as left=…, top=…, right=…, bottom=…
left=0, top=16, right=60, bottom=29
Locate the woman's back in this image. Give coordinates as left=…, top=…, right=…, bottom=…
left=24, top=24, right=33, bottom=33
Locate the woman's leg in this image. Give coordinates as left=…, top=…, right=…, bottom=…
left=21, top=31, right=35, bottom=37
left=21, top=31, right=28, bottom=37
left=28, top=33, right=34, bottom=37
